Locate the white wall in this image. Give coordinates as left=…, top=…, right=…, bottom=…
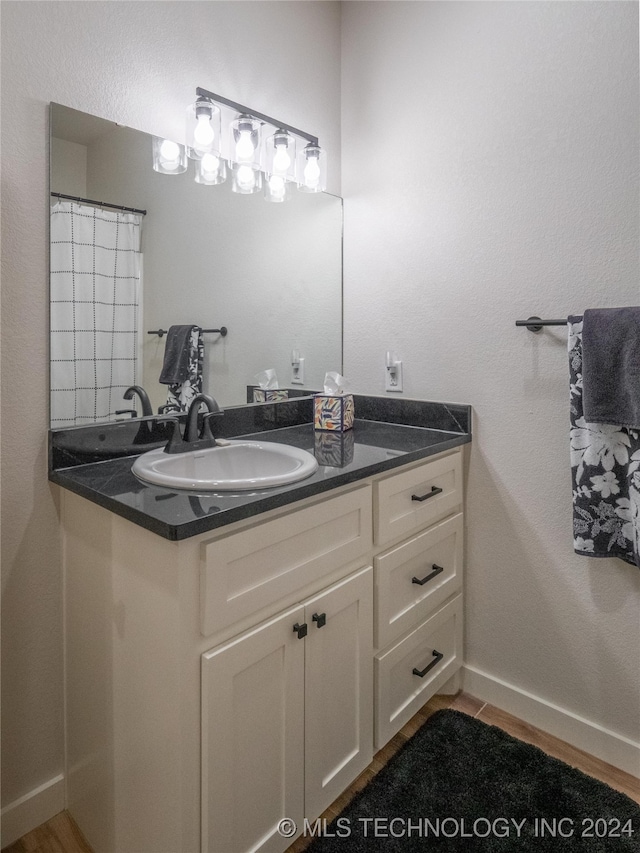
left=1, top=0, right=341, bottom=824
left=342, top=0, right=640, bottom=754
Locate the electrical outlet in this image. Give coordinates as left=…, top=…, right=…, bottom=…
left=291, top=357, right=305, bottom=385
left=385, top=357, right=403, bottom=392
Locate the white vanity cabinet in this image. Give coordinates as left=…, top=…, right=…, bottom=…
left=60, top=445, right=465, bottom=853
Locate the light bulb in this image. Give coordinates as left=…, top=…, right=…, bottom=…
left=303, top=155, right=321, bottom=188
left=153, top=136, right=186, bottom=174
left=193, top=114, right=214, bottom=147
left=273, top=143, right=291, bottom=174
left=268, top=174, right=286, bottom=200
left=159, top=139, right=180, bottom=164
left=236, top=131, right=255, bottom=162
left=237, top=164, right=256, bottom=190
left=201, top=153, right=220, bottom=174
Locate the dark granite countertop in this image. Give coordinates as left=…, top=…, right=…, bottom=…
left=49, top=397, right=471, bottom=540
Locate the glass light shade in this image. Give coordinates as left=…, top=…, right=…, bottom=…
left=195, top=153, right=227, bottom=185
left=297, top=143, right=327, bottom=193
left=265, top=130, right=296, bottom=180
left=185, top=98, right=221, bottom=160
left=264, top=173, right=290, bottom=203
left=229, top=115, right=261, bottom=166
left=152, top=137, right=188, bottom=174
left=231, top=163, right=262, bottom=194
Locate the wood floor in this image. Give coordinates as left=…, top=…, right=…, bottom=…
left=2, top=811, right=92, bottom=853
left=4, top=692, right=639, bottom=853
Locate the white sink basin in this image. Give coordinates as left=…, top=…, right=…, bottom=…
left=132, top=440, right=318, bottom=492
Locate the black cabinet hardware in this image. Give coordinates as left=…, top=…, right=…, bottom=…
left=412, top=649, right=444, bottom=677
left=293, top=622, right=308, bottom=639
left=312, top=612, right=326, bottom=629
left=411, top=486, right=443, bottom=502
left=412, top=564, right=444, bottom=586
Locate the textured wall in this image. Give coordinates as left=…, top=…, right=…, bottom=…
left=1, top=0, right=341, bottom=807
left=341, top=0, right=640, bottom=743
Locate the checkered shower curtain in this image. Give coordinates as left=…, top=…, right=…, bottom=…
left=50, top=201, right=142, bottom=425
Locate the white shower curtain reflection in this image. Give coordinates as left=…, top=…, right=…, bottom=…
left=50, top=201, right=142, bottom=425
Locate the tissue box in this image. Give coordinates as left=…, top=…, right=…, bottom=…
left=313, top=393, right=354, bottom=431
left=253, top=388, right=289, bottom=403
left=314, top=430, right=355, bottom=467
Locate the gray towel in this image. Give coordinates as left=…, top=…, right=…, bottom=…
left=159, top=325, right=198, bottom=385
left=582, top=307, right=640, bottom=429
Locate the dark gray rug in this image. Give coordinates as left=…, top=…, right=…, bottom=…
left=305, top=710, right=640, bottom=851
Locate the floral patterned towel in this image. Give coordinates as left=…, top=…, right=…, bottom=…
left=569, top=316, right=640, bottom=568
left=165, top=327, right=204, bottom=412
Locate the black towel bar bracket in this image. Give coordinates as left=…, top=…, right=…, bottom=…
left=515, top=316, right=567, bottom=333
left=148, top=327, right=228, bottom=339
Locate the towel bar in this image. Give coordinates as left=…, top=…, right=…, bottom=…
left=148, top=327, right=228, bottom=338
left=515, top=316, right=567, bottom=332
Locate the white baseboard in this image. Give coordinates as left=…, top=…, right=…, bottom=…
left=1, top=773, right=65, bottom=848
left=462, top=665, right=640, bottom=779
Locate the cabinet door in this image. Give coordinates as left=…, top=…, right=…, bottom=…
left=202, top=604, right=305, bottom=853
left=303, top=566, right=374, bottom=821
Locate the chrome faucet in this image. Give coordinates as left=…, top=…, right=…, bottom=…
left=123, top=385, right=153, bottom=417
left=185, top=394, right=224, bottom=442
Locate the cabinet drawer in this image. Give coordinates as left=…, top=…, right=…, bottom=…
left=200, top=485, right=372, bottom=636
left=375, top=594, right=462, bottom=748
left=374, top=450, right=462, bottom=547
left=374, top=512, right=463, bottom=650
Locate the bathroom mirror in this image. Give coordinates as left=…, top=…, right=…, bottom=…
left=49, top=103, right=343, bottom=427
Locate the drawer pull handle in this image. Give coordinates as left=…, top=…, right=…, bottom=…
left=312, top=612, right=326, bottom=629
left=412, top=486, right=443, bottom=502
left=412, top=564, right=444, bottom=586
left=413, top=649, right=444, bottom=678
left=293, top=622, right=308, bottom=639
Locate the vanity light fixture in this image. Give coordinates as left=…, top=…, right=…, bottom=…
left=154, top=87, right=327, bottom=198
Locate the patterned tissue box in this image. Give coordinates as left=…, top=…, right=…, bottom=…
left=314, top=430, right=355, bottom=467
left=313, top=393, right=354, bottom=431
left=253, top=388, right=289, bottom=403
